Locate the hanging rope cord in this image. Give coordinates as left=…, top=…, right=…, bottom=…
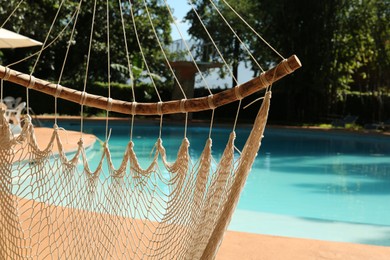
left=0, top=0, right=24, bottom=29
left=26, top=0, right=67, bottom=117
left=55, top=0, right=84, bottom=127
left=206, top=0, right=262, bottom=133
left=142, top=0, right=192, bottom=138
left=1, top=0, right=69, bottom=113
left=1, top=9, right=79, bottom=69
left=164, top=0, right=215, bottom=138
left=187, top=0, right=242, bottom=135
left=207, top=0, right=265, bottom=73
left=195, top=0, right=287, bottom=133
left=219, top=0, right=286, bottom=99
left=222, top=0, right=285, bottom=60
left=80, top=0, right=98, bottom=138
left=0, top=6, right=80, bottom=123
left=117, top=0, right=136, bottom=141
left=0, top=0, right=24, bottom=104
left=0, top=2, right=301, bottom=259
left=0, top=0, right=291, bottom=138
left=127, top=0, right=167, bottom=138
left=142, top=0, right=188, bottom=100
left=187, top=1, right=239, bottom=89
left=105, top=0, right=112, bottom=142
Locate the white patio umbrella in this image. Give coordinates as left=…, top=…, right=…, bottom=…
left=0, top=28, right=42, bottom=48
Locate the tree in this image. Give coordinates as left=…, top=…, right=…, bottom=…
left=255, top=0, right=342, bottom=122
left=0, top=0, right=73, bottom=76
left=186, top=0, right=390, bottom=123
left=185, top=0, right=263, bottom=88
left=186, top=0, right=342, bottom=121
left=332, top=0, right=390, bottom=121
left=0, top=0, right=173, bottom=88
left=0, top=0, right=175, bottom=115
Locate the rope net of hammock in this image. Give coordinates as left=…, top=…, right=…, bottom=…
left=0, top=0, right=300, bottom=259
left=0, top=93, right=270, bottom=259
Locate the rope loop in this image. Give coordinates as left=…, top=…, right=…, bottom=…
left=259, top=72, right=270, bottom=87
left=234, top=85, right=243, bottom=100
left=207, top=95, right=216, bottom=110
left=80, top=92, right=87, bottom=106
left=24, top=114, right=32, bottom=124
left=55, top=84, right=63, bottom=98
left=131, top=101, right=137, bottom=115
left=180, top=99, right=186, bottom=113
left=78, top=138, right=84, bottom=147
left=27, top=75, right=36, bottom=89
left=157, top=101, right=163, bottom=115
left=3, top=67, right=11, bottom=81
left=106, top=97, right=113, bottom=111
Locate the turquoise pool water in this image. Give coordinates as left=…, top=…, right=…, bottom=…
left=55, top=120, right=390, bottom=246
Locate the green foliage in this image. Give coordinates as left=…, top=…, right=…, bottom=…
left=185, top=0, right=263, bottom=86
left=0, top=0, right=174, bottom=102
left=331, top=0, right=389, bottom=100
left=0, top=0, right=76, bottom=76
left=1, top=0, right=388, bottom=122
left=186, top=0, right=390, bottom=123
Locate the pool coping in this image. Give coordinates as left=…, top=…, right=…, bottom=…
left=35, top=115, right=390, bottom=137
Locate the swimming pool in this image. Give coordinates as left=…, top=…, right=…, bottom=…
left=51, top=120, right=390, bottom=246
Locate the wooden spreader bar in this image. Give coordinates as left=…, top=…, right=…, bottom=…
left=0, top=55, right=301, bottom=115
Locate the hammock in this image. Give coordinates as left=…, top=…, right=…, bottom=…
left=0, top=1, right=301, bottom=259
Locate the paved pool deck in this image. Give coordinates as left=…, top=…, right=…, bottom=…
left=33, top=127, right=96, bottom=153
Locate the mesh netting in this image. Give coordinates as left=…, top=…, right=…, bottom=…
left=0, top=91, right=270, bottom=259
